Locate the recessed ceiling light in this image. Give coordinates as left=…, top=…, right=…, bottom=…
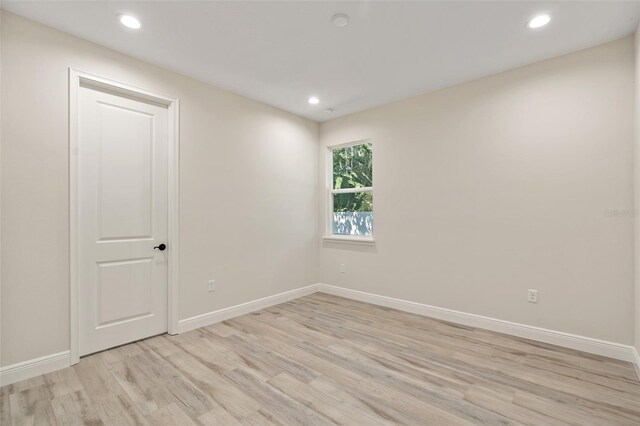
left=331, top=13, right=350, bottom=28
left=119, top=14, right=141, bottom=30
left=527, top=14, right=551, bottom=29
left=308, top=97, right=320, bottom=105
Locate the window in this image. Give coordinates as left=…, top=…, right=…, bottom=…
left=329, top=141, right=373, bottom=238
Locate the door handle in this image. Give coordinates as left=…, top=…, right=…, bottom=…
left=153, top=243, right=167, bottom=251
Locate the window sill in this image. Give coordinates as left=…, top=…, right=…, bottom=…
left=322, top=235, right=376, bottom=246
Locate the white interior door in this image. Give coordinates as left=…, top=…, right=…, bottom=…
left=78, top=84, right=169, bottom=356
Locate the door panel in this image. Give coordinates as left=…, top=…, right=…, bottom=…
left=97, top=258, right=153, bottom=326
left=79, top=84, right=169, bottom=356
left=98, top=103, right=154, bottom=240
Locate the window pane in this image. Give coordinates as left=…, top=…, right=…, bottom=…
left=332, top=143, right=372, bottom=190
left=333, top=192, right=373, bottom=236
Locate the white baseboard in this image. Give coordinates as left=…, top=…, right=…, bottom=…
left=3, top=283, right=638, bottom=387
left=632, top=347, right=640, bottom=380
left=177, top=284, right=321, bottom=333
left=0, top=285, right=320, bottom=387
left=318, top=284, right=638, bottom=365
left=0, top=351, right=71, bottom=387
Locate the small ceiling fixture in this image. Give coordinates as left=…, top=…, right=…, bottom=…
left=325, top=108, right=334, bottom=113
left=119, top=14, right=141, bottom=30
left=331, top=13, right=350, bottom=28
left=308, top=96, right=320, bottom=105
left=527, top=14, right=551, bottom=29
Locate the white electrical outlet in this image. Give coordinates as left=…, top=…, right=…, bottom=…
left=527, top=289, right=538, bottom=303
left=208, top=280, right=216, bottom=292
left=340, top=264, right=346, bottom=273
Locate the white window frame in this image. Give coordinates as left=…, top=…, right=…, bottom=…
left=323, top=140, right=375, bottom=245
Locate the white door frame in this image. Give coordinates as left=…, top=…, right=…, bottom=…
left=69, top=69, right=180, bottom=364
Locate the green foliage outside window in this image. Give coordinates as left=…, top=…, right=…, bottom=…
left=332, top=143, right=373, bottom=213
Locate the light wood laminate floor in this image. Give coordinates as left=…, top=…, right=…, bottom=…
left=2, top=293, right=640, bottom=425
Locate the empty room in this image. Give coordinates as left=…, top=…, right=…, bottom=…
left=1, top=1, right=640, bottom=424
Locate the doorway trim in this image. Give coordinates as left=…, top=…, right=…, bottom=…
left=69, top=69, right=180, bottom=364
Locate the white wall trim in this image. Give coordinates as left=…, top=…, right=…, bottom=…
left=0, top=351, right=71, bottom=387
left=68, top=69, right=181, bottom=363
left=0, top=284, right=319, bottom=386
left=4, top=284, right=639, bottom=385
left=318, top=284, right=638, bottom=364
left=167, top=99, right=181, bottom=336
left=322, top=235, right=376, bottom=246
left=177, top=284, right=321, bottom=333
left=632, top=347, right=640, bottom=380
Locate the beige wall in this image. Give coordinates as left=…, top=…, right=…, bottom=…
left=319, top=37, right=636, bottom=344
left=635, top=24, right=640, bottom=354
left=1, top=11, right=637, bottom=369
left=0, top=13, right=318, bottom=366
